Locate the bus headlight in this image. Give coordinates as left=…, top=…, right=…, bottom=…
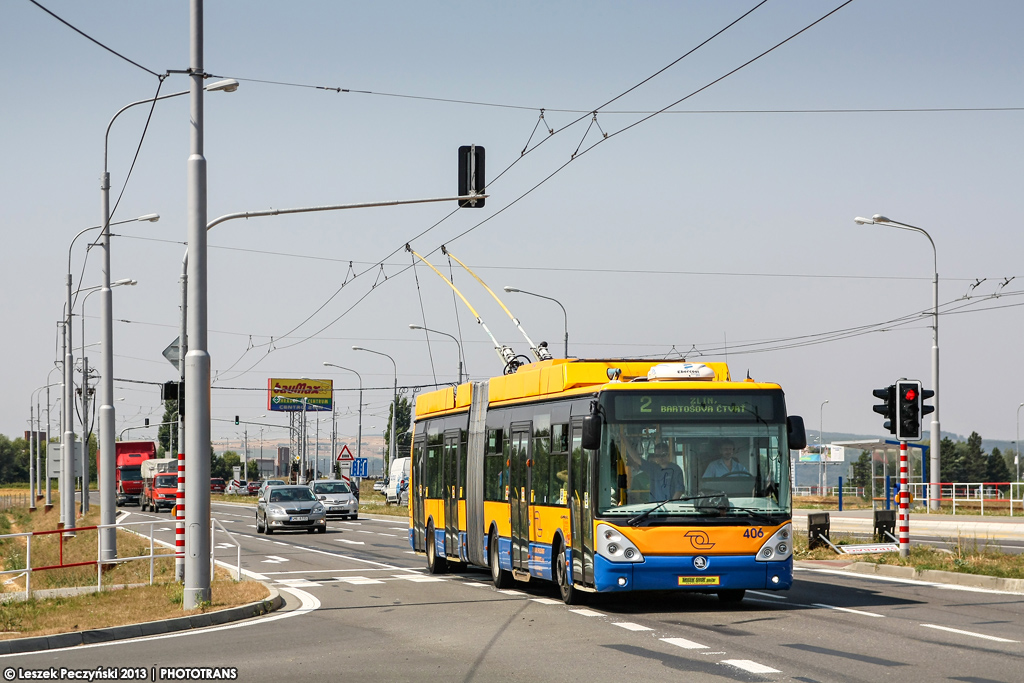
left=596, top=524, right=644, bottom=563
left=756, top=523, right=793, bottom=562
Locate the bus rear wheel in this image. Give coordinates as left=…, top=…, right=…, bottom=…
left=426, top=523, right=448, bottom=574
left=555, top=543, right=584, bottom=605
left=489, top=533, right=512, bottom=589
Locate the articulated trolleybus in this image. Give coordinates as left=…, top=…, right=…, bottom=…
left=409, top=359, right=807, bottom=605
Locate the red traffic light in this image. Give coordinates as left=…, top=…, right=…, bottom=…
left=905, top=388, right=916, bottom=401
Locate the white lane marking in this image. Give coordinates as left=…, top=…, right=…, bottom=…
left=273, top=541, right=289, bottom=546
left=263, top=568, right=406, bottom=575
left=921, top=624, right=1019, bottom=643
left=357, top=530, right=376, bottom=534
left=660, top=637, right=708, bottom=650
left=812, top=603, right=885, bottom=618
left=464, top=582, right=489, bottom=587
left=531, top=598, right=562, bottom=605
left=246, top=524, right=257, bottom=528
left=261, top=555, right=289, bottom=564
left=0, top=587, right=319, bottom=658
left=748, top=590, right=787, bottom=600
left=336, top=539, right=366, bottom=545
left=156, top=527, right=172, bottom=531
left=389, top=527, right=409, bottom=531
left=377, top=533, right=401, bottom=538
left=498, top=589, right=526, bottom=596
left=613, top=622, right=652, bottom=631
left=722, top=660, right=780, bottom=674
left=335, top=576, right=385, bottom=585
left=214, top=543, right=235, bottom=549
left=569, top=608, right=605, bottom=617
left=275, top=578, right=322, bottom=587
left=393, top=575, right=445, bottom=583
left=797, top=566, right=1021, bottom=596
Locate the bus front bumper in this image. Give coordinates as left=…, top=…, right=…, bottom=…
left=592, top=554, right=793, bottom=593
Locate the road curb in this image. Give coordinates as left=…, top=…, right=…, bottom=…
left=800, top=560, right=1024, bottom=593
left=0, top=583, right=282, bottom=655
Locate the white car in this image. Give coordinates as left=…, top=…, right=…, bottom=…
left=309, top=479, right=359, bottom=520
left=258, top=479, right=287, bottom=499
left=225, top=479, right=248, bottom=495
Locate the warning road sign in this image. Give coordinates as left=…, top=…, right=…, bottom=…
left=337, top=445, right=354, bottom=461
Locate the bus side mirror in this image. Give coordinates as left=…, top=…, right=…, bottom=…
left=582, top=413, right=602, bottom=451
left=787, top=415, right=807, bottom=451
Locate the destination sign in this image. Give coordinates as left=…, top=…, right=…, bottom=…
left=609, top=391, right=779, bottom=422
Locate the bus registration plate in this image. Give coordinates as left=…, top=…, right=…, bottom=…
left=678, top=576, right=720, bottom=586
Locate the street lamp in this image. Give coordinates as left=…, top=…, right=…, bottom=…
left=79, top=279, right=137, bottom=513
left=1017, top=403, right=1023, bottom=482
left=820, top=399, right=829, bottom=495
left=353, top=346, right=398, bottom=476
left=408, top=324, right=464, bottom=383
left=323, top=362, right=363, bottom=472
left=503, top=286, right=569, bottom=358
left=855, top=214, right=940, bottom=511
left=65, top=218, right=155, bottom=531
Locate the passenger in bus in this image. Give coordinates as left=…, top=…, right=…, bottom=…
left=642, top=443, right=685, bottom=501
left=703, top=440, right=750, bottom=477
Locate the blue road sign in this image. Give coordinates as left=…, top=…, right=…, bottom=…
left=352, top=458, right=368, bottom=478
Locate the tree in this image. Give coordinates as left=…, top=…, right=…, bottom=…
left=987, top=446, right=1012, bottom=486
left=383, top=395, right=412, bottom=471
left=849, top=451, right=872, bottom=494
left=0, top=434, right=29, bottom=484
left=158, top=398, right=178, bottom=454
left=940, top=437, right=963, bottom=483
left=962, top=432, right=987, bottom=482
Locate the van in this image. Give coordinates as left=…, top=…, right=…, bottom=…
left=384, top=457, right=410, bottom=506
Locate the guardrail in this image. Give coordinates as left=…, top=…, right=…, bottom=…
left=906, top=482, right=1024, bottom=516
left=0, top=516, right=241, bottom=599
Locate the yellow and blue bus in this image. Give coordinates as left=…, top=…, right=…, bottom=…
left=409, top=359, right=807, bottom=604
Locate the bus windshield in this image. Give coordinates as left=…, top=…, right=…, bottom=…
left=595, top=389, right=791, bottom=522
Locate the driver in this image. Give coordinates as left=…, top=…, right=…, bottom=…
left=642, top=442, right=685, bottom=501
left=703, top=439, right=750, bottom=477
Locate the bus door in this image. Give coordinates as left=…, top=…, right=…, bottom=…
left=412, top=436, right=426, bottom=551
left=569, top=422, right=594, bottom=587
left=509, top=423, right=532, bottom=571
left=443, top=430, right=461, bottom=559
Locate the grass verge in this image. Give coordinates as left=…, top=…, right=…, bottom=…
left=1, top=494, right=269, bottom=640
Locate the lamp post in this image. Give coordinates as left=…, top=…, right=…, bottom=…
left=353, top=346, right=398, bottom=476
left=855, top=214, right=940, bottom=510
left=80, top=279, right=137, bottom=514
left=503, top=286, right=569, bottom=358
left=65, top=219, right=154, bottom=532
left=820, top=399, right=829, bottom=495
left=408, top=325, right=464, bottom=383
left=323, top=362, right=363, bottom=473
left=1017, top=403, right=1023, bottom=482
left=30, top=378, right=61, bottom=510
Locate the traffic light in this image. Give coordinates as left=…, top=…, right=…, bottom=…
left=458, top=145, right=485, bottom=207
left=234, top=415, right=239, bottom=425
left=872, top=385, right=896, bottom=435
left=895, top=379, right=923, bottom=441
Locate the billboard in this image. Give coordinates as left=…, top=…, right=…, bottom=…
left=268, top=378, right=333, bottom=412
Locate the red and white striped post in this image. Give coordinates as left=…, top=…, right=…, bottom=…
left=899, top=442, right=910, bottom=558
left=175, top=449, right=185, bottom=580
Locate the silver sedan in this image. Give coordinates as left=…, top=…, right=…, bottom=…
left=256, top=485, right=327, bottom=534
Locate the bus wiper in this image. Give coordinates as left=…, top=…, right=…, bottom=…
left=725, top=507, right=778, bottom=524
left=627, top=494, right=724, bottom=527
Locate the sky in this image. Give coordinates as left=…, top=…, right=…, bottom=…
left=2, top=0, right=1022, bottom=465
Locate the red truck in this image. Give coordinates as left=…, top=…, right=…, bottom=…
left=98, top=441, right=156, bottom=507
left=141, top=458, right=178, bottom=513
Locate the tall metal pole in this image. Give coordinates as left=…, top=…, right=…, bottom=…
left=322, top=362, right=363, bottom=482
left=28, top=404, right=36, bottom=512
left=63, top=275, right=75, bottom=531
left=45, top=381, right=53, bottom=507
left=353, top=347, right=397, bottom=475
left=855, top=215, right=940, bottom=511
left=183, top=0, right=211, bottom=609
left=819, top=399, right=829, bottom=495
left=80, top=356, right=89, bottom=514
left=1017, top=403, right=1023, bottom=482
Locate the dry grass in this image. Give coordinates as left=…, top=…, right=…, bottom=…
left=794, top=528, right=1024, bottom=578
left=1, top=495, right=270, bottom=640
left=0, top=577, right=269, bottom=639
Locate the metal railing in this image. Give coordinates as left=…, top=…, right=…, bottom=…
left=907, top=481, right=1024, bottom=516
left=0, top=516, right=241, bottom=599
left=0, top=492, right=30, bottom=510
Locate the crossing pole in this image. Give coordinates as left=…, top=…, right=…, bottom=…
left=899, top=442, right=909, bottom=558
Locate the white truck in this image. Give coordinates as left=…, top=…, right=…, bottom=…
left=140, top=457, right=178, bottom=513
